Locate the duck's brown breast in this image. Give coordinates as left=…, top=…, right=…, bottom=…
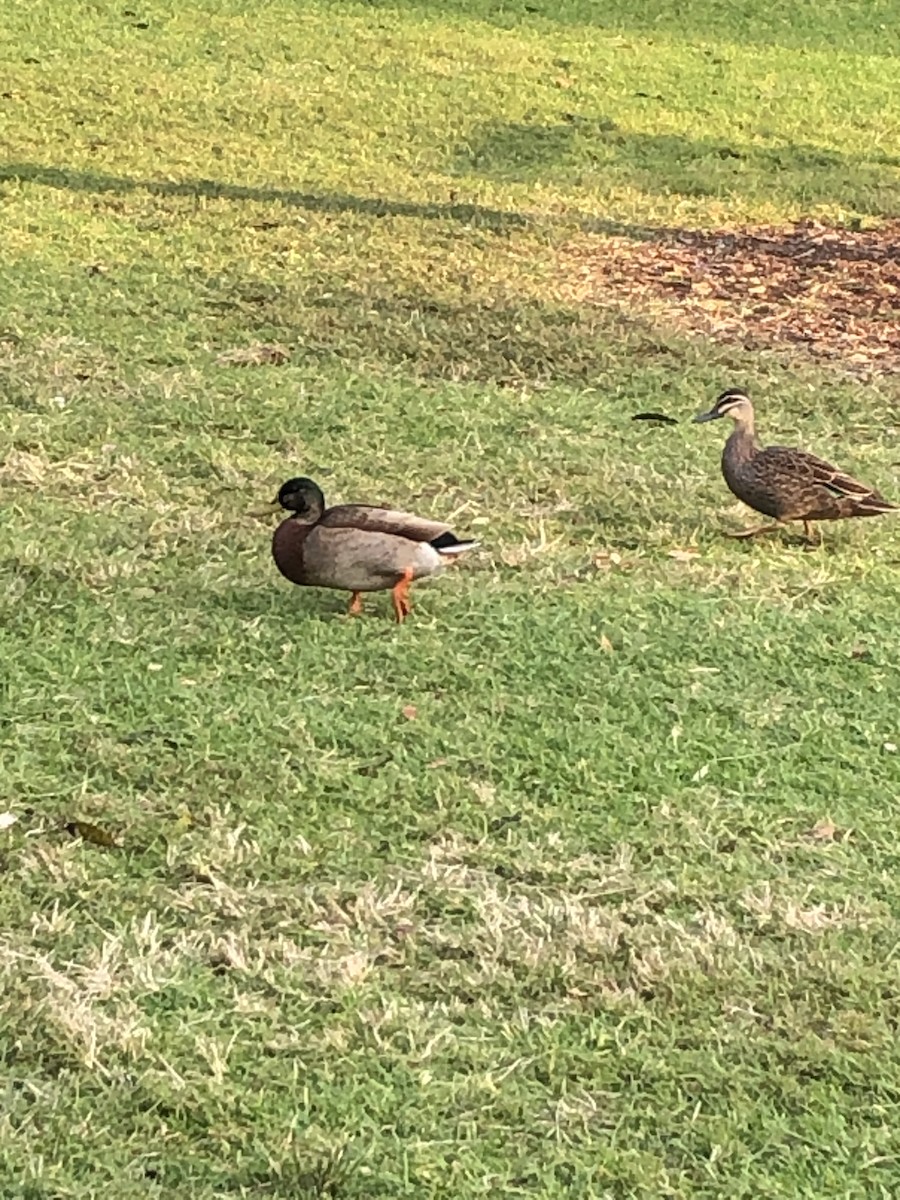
left=272, top=519, right=313, bottom=585
left=721, top=428, right=782, bottom=518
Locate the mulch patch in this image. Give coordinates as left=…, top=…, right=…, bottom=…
left=559, top=219, right=900, bottom=376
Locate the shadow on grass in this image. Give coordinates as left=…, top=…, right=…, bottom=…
left=209, top=583, right=356, bottom=623
left=0, top=162, right=534, bottom=234
left=0, top=161, right=653, bottom=239
left=203, top=582, right=467, bottom=628
left=341, top=0, right=900, bottom=57
left=6, top=126, right=899, bottom=238
left=10, top=159, right=885, bottom=384
left=201, top=277, right=693, bottom=384
left=456, top=120, right=900, bottom=213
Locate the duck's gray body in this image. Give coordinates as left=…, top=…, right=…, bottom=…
left=269, top=477, right=478, bottom=622
left=273, top=505, right=460, bottom=593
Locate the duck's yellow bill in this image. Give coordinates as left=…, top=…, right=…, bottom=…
left=248, top=500, right=281, bottom=518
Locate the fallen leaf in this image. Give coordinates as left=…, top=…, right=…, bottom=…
left=631, top=411, right=678, bottom=425
left=180, top=867, right=216, bottom=886
left=0, top=812, right=18, bottom=830
left=669, top=548, right=700, bottom=562
left=599, top=633, right=614, bottom=652
left=65, top=819, right=121, bottom=848
left=401, top=705, right=418, bottom=721
left=810, top=818, right=837, bottom=841
left=488, top=813, right=522, bottom=833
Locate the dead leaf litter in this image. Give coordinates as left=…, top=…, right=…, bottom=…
left=560, top=219, right=900, bottom=376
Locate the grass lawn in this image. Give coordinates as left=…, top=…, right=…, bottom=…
left=2, top=1, right=900, bottom=1195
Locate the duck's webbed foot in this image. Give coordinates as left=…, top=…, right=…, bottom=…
left=727, top=521, right=784, bottom=540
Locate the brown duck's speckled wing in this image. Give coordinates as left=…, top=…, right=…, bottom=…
left=754, top=445, right=896, bottom=520
left=318, top=504, right=451, bottom=543
left=763, top=446, right=881, bottom=496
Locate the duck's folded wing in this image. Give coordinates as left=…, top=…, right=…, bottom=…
left=761, top=446, right=886, bottom=500
left=319, top=504, right=451, bottom=542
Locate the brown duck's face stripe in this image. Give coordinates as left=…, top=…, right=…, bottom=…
left=693, top=390, right=753, bottom=424
left=716, top=395, right=753, bottom=420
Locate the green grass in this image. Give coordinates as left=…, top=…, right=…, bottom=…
left=2, top=1, right=900, bottom=1196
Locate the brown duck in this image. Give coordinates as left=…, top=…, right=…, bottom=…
left=270, top=477, right=478, bottom=622
left=694, top=388, right=898, bottom=541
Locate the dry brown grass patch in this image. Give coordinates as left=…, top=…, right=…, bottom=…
left=559, top=220, right=900, bottom=377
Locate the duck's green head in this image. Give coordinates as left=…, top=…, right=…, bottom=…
left=274, top=477, right=326, bottom=518
left=693, top=388, right=753, bottom=424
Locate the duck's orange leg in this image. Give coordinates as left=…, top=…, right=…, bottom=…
left=347, top=591, right=364, bottom=616
left=391, top=568, right=414, bottom=624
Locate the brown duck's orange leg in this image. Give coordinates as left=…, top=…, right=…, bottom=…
left=391, top=568, right=414, bottom=624
left=727, top=522, right=784, bottom=540
left=347, top=591, right=363, bottom=616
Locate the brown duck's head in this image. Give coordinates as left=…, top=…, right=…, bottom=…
left=693, top=388, right=754, bottom=425
left=274, top=477, right=326, bottom=519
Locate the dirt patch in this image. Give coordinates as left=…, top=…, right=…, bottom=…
left=559, top=220, right=900, bottom=376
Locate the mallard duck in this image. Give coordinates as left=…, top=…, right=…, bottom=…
left=270, top=477, right=478, bottom=622
left=693, top=388, right=898, bottom=541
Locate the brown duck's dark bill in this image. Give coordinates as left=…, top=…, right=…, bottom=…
left=692, top=409, right=721, bottom=423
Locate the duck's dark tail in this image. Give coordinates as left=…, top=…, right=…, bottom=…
left=844, top=487, right=900, bottom=520
left=842, top=491, right=899, bottom=519
left=819, top=465, right=898, bottom=518
left=430, top=531, right=479, bottom=555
